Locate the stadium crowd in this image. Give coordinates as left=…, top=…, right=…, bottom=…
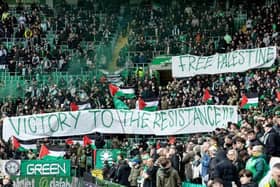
left=0, top=0, right=279, bottom=187
left=128, top=0, right=279, bottom=63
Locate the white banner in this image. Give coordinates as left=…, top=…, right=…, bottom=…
left=172, top=46, right=277, bottom=77
left=3, top=106, right=238, bottom=141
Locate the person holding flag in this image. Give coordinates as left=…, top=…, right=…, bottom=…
left=202, top=87, right=213, bottom=104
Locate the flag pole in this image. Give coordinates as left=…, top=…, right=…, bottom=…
left=93, top=149, right=96, bottom=169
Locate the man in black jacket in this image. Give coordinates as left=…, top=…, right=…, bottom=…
left=116, top=160, right=131, bottom=186
left=143, top=158, right=158, bottom=187
left=169, top=145, right=180, bottom=172
left=212, top=149, right=239, bottom=187
left=262, top=123, right=280, bottom=159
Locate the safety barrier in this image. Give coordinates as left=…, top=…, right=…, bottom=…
left=11, top=176, right=125, bottom=187
left=183, top=182, right=206, bottom=187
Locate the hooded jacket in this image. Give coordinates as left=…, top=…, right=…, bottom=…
left=128, top=164, right=142, bottom=186
left=156, top=162, right=181, bottom=187
left=143, top=165, right=158, bottom=187
left=245, top=154, right=269, bottom=183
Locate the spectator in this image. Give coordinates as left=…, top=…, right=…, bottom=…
left=78, top=149, right=87, bottom=177
left=109, top=161, right=118, bottom=182
left=245, top=145, right=269, bottom=183
left=259, top=157, right=280, bottom=187
left=94, top=133, right=105, bottom=149
left=247, top=129, right=263, bottom=148
left=200, top=141, right=211, bottom=185
left=26, top=149, right=36, bottom=160
left=116, top=159, right=131, bottom=186
left=102, top=160, right=110, bottom=180
left=261, top=122, right=280, bottom=159
left=0, top=45, right=7, bottom=65
left=264, top=163, right=280, bottom=187
left=143, top=158, right=158, bottom=187
left=208, top=146, right=219, bottom=182
left=128, top=159, right=142, bottom=187
left=2, top=175, right=12, bottom=187
left=168, top=145, right=180, bottom=173
left=208, top=178, right=224, bottom=187
left=192, top=153, right=202, bottom=184
left=212, top=149, right=239, bottom=186
left=156, top=157, right=181, bottom=187
left=239, top=169, right=258, bottom=187
left=182, top=150, right=195, bottom=182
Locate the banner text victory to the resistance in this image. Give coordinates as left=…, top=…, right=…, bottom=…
left=172, top=46, right=277, bottom=77
left=3, top=105, right=237, bottom=141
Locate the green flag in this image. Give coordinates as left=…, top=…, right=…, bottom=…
left=95, top=149, right=121, bottom=169
left=151, top=55, right=171, bottom=65
left=113, top=97, right=129, bottom=109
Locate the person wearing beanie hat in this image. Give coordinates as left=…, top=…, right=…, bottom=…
left=128, top=158, right=142, bottom=187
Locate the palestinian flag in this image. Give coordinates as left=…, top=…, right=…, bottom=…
left=12, top=137, right=37, bottom=152
left=109, top=84, right=135, bottom=99
left=39, top=145, right=66, bottom=160
left=70, top=102, right=91, bottom=111
left=107, top=74, right=123, bottom=86
left=276, top=90, right=280, bottom=102
left=78, top=102, right=91, bottom=110
left=65, top=138, right=83, bottom=146
left=202, top=88, right=212, bottom=103
left=83, top=136, right=96, bottom=150
left=136, top=98, right=159, bottom=111
left=240, top=93, right=258, bottom=109
left=70, top=102, right=79, bottom=111
left=113, top=97, right=129, bottom=109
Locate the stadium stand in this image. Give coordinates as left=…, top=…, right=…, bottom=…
left=0, top=0, right=279, bottom=186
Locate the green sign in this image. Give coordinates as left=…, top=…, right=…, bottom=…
left=11, top=176, right=81, bottom=187
left=95, top=149, right=121, bottom=169
left=21, top=159, right=71, bottom=176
